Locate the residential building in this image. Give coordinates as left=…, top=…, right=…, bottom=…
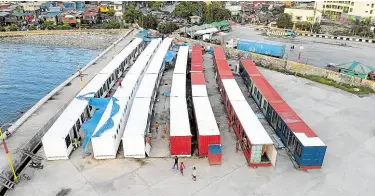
left=225, top=2, right=242, bottom=16
left=190, top=16, right=201, bottom=24
left=284, top=8, right=323, bottom=23
left=323, top=1, right=375, bottom=20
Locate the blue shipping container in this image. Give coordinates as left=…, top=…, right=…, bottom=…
left=237, top=40, right=286, bottom=58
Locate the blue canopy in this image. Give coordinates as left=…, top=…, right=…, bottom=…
left=79, top=96, right=120, bottom=150
left=164, top=50, right=176, bottom=64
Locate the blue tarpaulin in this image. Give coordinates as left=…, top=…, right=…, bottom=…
left=164, top=50, right=176, bottom=64
left=237, top=40, right=286, bottom=58
left=79, top=95, right=120, bottom=150
left=136, top=29, right=153, bottom=41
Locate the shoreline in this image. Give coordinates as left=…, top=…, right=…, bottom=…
left=0, top=29, right=130, bottom=50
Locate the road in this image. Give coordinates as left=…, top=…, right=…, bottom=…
left=222, top=26, right=375, bottom=68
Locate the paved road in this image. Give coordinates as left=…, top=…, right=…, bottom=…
left=0, top=29, right=136, bottom=184
left=223, top=26, right=375, bottom=68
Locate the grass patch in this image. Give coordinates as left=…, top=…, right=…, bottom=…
left=261, top=64, right=374, bottom=95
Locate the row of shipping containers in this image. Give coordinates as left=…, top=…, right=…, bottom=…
left=191, top=46, right=221, bottom=157
left=169, top=46, right=192, bottom=156
left=239, top=59, right=326, bottom=169
left=213, top=48, right=277, bottom=167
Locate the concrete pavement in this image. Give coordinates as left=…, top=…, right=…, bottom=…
left=5, top=53, right=375, bottom=196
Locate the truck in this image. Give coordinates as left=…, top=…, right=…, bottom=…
left=226, top=39, right=286, bottom=58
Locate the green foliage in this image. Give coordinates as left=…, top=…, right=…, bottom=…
left=172, top=1, right=206, bottom=19
left=214, top=8, right=231, bottom=21
left=158, top=22, right=178, bottom=34
left=28, top=24, right=37, bottom=31
left=350, top=17, right=373, bottom=37
left=0, top=26, right=6, bottom=32
left=41, top=21, right=55, bottom=30
left=295, top=21, right=311, bottom=31
left=204, top=3, right=231, bottom=23
left=312, top=22, right=321, bottom=34
left=149, top=1, right=162, bottom=11
left=123, top=4, right=142, bottom=24
left=103, top=20, right=124, bottom=29
left=7, top=24, right=18, bottom=31
left=277, top=13, right=293, bottom=28
left=139, top=14, right=158, bottom=30
left=108, top=8, right=115, bottom=17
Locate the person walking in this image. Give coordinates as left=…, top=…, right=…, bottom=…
left=180, top=162, right=185, bottom=176
left=172, top=156, right=179, bottom=170
left=154, top=122, right=159, bottom=134
left=192, top=167, right=197, bottom=181
left=73, top=138, right=79, bottom=149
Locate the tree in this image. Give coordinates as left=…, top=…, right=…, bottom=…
left=123, top=4, right=142, bottom=24
left=28, top=24, right=37, bottom=31
left=277, top=13, right=293, bottom=28
left=312, top=22, right=321, bottom=34
left=149, top=1, right=162, bottom=11
left=108, top=8, right=115, bottom=17
left=7, top=24, right=18, bottom=31
left=295, top=21, right=311, bottom=31
left=158, top=22, right=178, bottom=34
left=139, top=14, right=157, bottom=30
left=214, top=8, right=231, bottom=21
left=173, top=1, right=206, bottom=19
left=204, top=2, right=230, bottom=23
left=0, top=26, right=6, bottom=32
left=41, top=21, right=55, bottom=30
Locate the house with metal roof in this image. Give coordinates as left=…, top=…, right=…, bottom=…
left=334, top=61, right=375, bottom=79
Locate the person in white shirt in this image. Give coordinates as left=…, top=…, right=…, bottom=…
left=192, top=167, right=197, bottom=181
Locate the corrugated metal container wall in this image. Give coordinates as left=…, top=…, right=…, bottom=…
left=197, top=135, right=221, bottom=157
left=208, top=144, right=222, bottom=165
left=170, top=136, right=192, bottom=156
left=238, top=40, right=285, bottom=57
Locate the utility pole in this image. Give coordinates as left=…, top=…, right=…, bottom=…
left=78, top=64, right=84, bottom=89
left=0, top=125, right=19, bottom=183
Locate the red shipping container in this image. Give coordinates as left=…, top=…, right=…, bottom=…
left=198, top=135, right=221, bottom=157
left=170, top=136, right=191, bottom=156
left=208, top=144, right=222, bottom=165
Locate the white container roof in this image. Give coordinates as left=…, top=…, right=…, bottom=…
left=192, top=85, right=208, bottom=97
left=78, top=73, right=111, bottom=96
left=173, top=46, right=189, bottom=74
left=222, top=79, right=246, bottom=102
left=295, top=133, right=326, bottom=147
left=123, top=97, right=151, bottom=137
left=136, top=74, right=158, bottom=98
left=192, top=97, right=220, bottom=136
left=146, top=38, right=173, bottom=74
left=92, top=97, right=129, bottom=138
left=128, top=38, right=161, bottom=76
left=100, top=38, right=143, bottom=74
left=170, top=97, right=191, bottom=137
left=231, top=100, right=273, bottom=145
left=44, top=97, right=89, bottom=139
left=170, top=74, right=186, bottom=98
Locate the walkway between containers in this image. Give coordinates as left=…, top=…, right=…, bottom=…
left=0, top=29, right=137, bottom=191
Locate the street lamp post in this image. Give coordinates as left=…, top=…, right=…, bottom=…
left=0, top=124, right=19, bottom=183
left=298, top=45, right=304, bottom=63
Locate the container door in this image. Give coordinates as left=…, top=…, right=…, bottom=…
left=266, top=145, right=278, bottom=167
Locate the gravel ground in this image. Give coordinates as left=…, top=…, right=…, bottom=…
left=0, top=32, right=125, bottom=50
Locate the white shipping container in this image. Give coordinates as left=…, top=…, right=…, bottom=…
left=122, top=98, right=151, bottom=158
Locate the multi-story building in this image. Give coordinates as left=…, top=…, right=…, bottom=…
left=323, top=1, right=375, bottom=20
left=284, top=8, right=323, bottom=23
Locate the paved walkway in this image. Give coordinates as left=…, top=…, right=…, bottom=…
left=149, top=66, right=174, bottom=157
left=0, top=29, right=137, bottom=185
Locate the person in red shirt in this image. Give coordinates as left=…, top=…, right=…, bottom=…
left=180, top=162, right=185, bottom=176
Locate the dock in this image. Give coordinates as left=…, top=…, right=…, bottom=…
left=0, top=29, right=137, bottom=191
